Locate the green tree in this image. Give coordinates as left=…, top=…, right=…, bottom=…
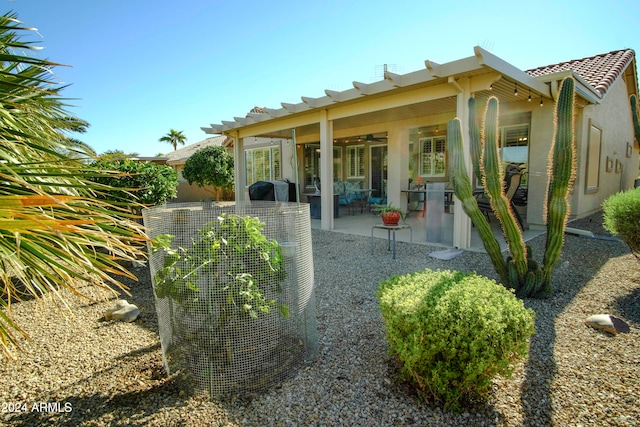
left=97, top=149, right=140, bottom=161
left=0, top=12, right=147, bottom=356
left=182, top=145, right=235, bottom=195
left=159, top=129, right=187, bottom=151
left=56, top=117, right=96, bottom=160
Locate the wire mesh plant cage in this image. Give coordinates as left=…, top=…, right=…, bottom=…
left=143, top=201, right=318, bottom=397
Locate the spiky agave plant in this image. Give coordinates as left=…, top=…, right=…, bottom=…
left=448, top=77, right=576, bottom=297
left=0, top=12, right=147, bottom=357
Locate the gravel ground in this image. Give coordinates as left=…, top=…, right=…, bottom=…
left=0, top=213, right=638, bottom=426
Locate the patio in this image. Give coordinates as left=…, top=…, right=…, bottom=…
left=311, top=202, right=544, bottom=253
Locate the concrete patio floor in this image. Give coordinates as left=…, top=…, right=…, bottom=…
left=310, top=204, right=545, bottom=253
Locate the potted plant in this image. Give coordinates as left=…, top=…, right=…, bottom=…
left=374, top=203, right=406, bottom=226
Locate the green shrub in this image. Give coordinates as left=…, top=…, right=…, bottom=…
left=603, top=187, right=640, bottom=257
left=182, top=146, right=235, bottom=190
left=377, top=269, right=535, bottom=412
left=88, top=159, right=178, bottom=214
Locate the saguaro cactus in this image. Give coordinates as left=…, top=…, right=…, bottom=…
left=448, top=77, right=576, bottom=297
left=540, top=77, right=576, bottom=293
left=448, top=118, right=508, bottom=284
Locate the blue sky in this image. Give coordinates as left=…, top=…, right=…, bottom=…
left=6, top=0, right=640, bottom=156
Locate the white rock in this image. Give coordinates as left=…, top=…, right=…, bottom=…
left=585, top=314, right=630, bottom=335
left=104, top=299, right=140, bottom=323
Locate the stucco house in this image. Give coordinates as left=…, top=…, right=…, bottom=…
left=201, top=47, right=638, bottom=249
left=164, top=135, right=234, bottom=202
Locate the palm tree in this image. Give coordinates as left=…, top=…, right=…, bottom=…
left=56, top=118, right=96, bottom=160
left=0, top=12, right=147, bottom=357
left=159, top=129, right=187, bottom=151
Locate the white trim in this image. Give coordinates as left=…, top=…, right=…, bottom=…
left=418, top=136, right=447, bottom=177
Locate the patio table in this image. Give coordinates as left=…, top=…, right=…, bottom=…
left=401, top=188, right=427, bottom=218
left=401, top=188, right=455, bottom=217
left=371, top=223, right=412, bottom=259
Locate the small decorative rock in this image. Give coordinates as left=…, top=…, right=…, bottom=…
left=585, top=314, right=630, bottom=335
left=104, top=299, right=140, bottom=323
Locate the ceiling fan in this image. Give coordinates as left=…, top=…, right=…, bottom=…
left=365, top=134, right=387, bottom=142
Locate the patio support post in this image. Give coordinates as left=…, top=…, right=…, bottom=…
left=449, top=77, right=473, bottom=249
left=387, top=125, right=408, bottom=211
left=232, top=131, right=247, bottom=202
left=319, top=110, right=334, bottom=230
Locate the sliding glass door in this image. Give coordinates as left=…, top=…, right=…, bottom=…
left=369, top=145, right=388, bottom=199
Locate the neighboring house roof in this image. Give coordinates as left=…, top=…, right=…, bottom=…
left=165, top=135, right=228, bottom=166
left=129, top=156, right=168, bottom=164
left=249, top=106, right=267, bottom=114
left=526, top=49, right=636, bottom=98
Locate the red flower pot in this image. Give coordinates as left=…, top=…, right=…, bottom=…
left=381, top=211, right=401, bottom=226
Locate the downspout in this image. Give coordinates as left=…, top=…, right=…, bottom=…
left=292, top=130, right=300, bottom=208
left=550, top=80, right=560, bottom=102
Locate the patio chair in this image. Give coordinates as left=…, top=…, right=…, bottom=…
left=368, top=195, right=387, bottom=212
left=335, top=181, right=356, bottom=215
left=344, top=181, right=365, bottom=213
left=474, top=170, right=524, bottom=230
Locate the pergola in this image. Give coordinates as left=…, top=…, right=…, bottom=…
left=201, top=47, right=597, bottom=249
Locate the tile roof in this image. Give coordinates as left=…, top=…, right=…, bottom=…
left=526, top=49, right=635, bottom=96
left=165, top=135, right=228, bottom=164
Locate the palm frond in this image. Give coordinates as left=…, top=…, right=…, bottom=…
left=0, top=12, right=149, bottom=358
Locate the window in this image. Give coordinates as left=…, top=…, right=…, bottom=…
left=347, top=145, right=365, bottom=179
left=500, top=124, right=529, bottom=161
left=499, top=124, right=529, bottom=186
left=303, top=145, right=343, bottom=188
left=245, top=146, right=280, bottom=185
left=502, top=125, right=529, bottom=147
left=303, top=144, right=320, bottom=188
left=419, top=136, right=446, bottom=177
left=585, top=122, right=601, bottom=193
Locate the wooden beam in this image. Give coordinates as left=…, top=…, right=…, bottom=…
left=324, top=89, right=342, bottom=102
left=352, top=81, right=372, bottom=95
left=281, top=102, right=297, bottom=112
left=247, top=113, right=269, bottom=121
left=384, top=70, right=405, bottom=87
left=201, top=126, right=220, bottom=134
left=301, top=96, right=320, bottom=107
left=425, top=60, right=442, bottom=77
left=448, top=76, right=464, bottom=93
left=263, top=108, right=283, bottom=117
left=474, top=46, right=551, bottom=98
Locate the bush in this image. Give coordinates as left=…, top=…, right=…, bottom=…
left=182, top=146, right=234, bottom=190
left=88, top=159, right=178, bottom=214
left=377, top=269, right=535, bottom=411
left=603, top=187, right=640, bottom=257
